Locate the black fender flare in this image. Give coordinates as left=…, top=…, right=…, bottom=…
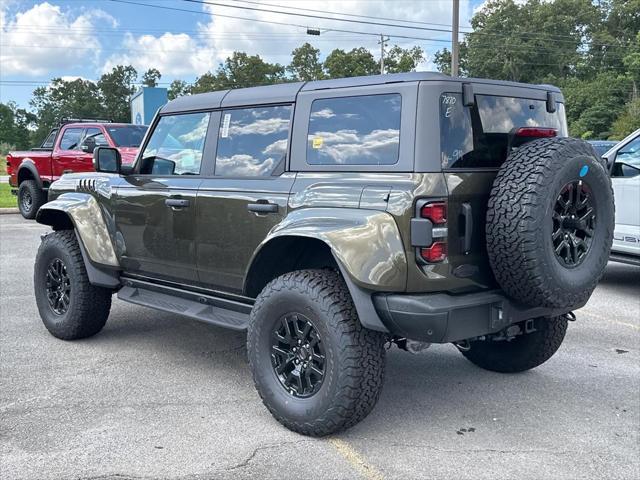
left=17, top=160, right=44, bottom=188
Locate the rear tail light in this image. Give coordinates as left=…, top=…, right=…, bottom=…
left=420, top=201, right=447, bottom=225
left=415, top=200, right=448, bottom=264
left=420, top=241, right=447, bottom=263
left=515, top=127, right=557, bottom=138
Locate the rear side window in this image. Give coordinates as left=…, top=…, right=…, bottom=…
left=59, top=128, right=84, bottom=151
left=140, top=112, right=210, bottom=175
left=440, top=93, right=568, bottom=169
left=42, top=130, right=57, bottom=149
left=215, top=105, right=291, bottom=176
left=84, top=128, right=109, bottom=146
left=307, top=94, right=401, bottom=166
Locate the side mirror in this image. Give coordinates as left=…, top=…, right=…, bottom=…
left=81, top=137, right=96, bottom=153
left=93, top=147, right=121, bottom=174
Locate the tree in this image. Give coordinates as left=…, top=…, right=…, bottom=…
left=324, top=47, right=378, bottom=78
left=168, top=79, right=190, bottom=100
left=98, top=65, right=137, bottom=122
left=30, top=78, right=105, bottom=142
left=384, top=45, right=425, bottom=74
left=433, top=45, right=468, bottom=76
left=191, top=52, right=286, bottom=94
left=0, top=102, right=36, bottom=150
left=288, top=43, right=324, bottom=81
left=142, top=68, right=162, bottom=87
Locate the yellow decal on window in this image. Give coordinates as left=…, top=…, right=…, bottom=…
left=312, top=136, right=323, bottom=149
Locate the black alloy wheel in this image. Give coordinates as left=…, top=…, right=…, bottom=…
left=20, top=189, right=33, bottom=214
left=45, top=258, right=71, bottom=315
left=271, top=313, right=326, bottom=398
left=552, top=179, right=596, bottom=268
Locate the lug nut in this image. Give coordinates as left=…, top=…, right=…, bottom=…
left=292, top=347, right=297, bottom=352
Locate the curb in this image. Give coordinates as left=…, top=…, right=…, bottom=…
left=0, top=208, right=19, bottom=215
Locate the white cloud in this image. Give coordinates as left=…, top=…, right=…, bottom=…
left=0, top=2, right=116, bottom=76
left=102, top=32, right=217, bottom=76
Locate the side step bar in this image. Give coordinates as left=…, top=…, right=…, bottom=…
left=117, top=278, right=251, bottom=330
left=609, top=253, right=640, bottom=267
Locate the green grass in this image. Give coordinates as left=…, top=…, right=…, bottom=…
left=0, top=183, right=17, bottom=208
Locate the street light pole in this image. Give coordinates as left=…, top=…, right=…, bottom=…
left=451, top=0, right=460, bottom=77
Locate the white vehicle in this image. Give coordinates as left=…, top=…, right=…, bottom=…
left=603, top=129, right=640, bottom=266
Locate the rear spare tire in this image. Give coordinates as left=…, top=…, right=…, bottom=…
left=487, top=137, right=613, bottom=309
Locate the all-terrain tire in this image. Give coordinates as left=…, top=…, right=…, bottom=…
left=487, top=137, right=614, bottom=309
left=18, top=180, right=46, bottom=220
left=34, top=230, right=112, bottom=340
left=247, top=269, right=387, bottom=436
left=461, top=316, right=568, bottom=373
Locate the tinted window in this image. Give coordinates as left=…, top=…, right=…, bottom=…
left=107, top=125, right=148, bottom=147
left=616, top=137, right=640, bottom=168
left=307, top=94, right=401, bottom=166
left=440, top=93, right=568, bottom=169
left=140, top=112, right=210, bottom=175
left=59, top=128, right=84, bottom=150
left=42, top=130, right=57, bottom=149
left=84, top=128, right=109, bottom=146
left=215, top=105, right=291, bottom=176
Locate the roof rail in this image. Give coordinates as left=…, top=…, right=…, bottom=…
left=59, top=117, right=113, bottom=126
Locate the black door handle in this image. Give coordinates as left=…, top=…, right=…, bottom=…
left=247, top=202, right=278, bottom=214
left=461, top=202, right=473, bottom=254
left=165, top=198, right=190, bottom=208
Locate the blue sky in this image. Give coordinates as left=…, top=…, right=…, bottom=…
left=1, top=0, right=484, bottom=110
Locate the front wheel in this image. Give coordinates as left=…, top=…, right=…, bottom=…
left=247, top=269, right=387, bottom=436
left=461, top=316, right=568, bottom=373
left=34, top=230, right=113, bottom=340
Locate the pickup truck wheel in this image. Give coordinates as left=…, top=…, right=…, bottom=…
left=34, top=230, right=112, bottom=340
left=461, top=316, right=568, bottom=373
left=487, top=138, right=614, bottom=309
left=247, top=269, right=386, bottom=436
left=18, top=180, right=46, bottom=220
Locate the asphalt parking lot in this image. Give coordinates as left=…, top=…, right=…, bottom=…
left=1, top=213, right=638, bottom=480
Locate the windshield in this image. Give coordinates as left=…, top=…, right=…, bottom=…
left=440, top=93, right=568, bottom=169
left=106, top=125, right=148, bottom=147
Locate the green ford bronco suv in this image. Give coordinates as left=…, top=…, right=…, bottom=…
left=33, top=72, right=614, bottom=436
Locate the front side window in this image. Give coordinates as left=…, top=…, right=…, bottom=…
left=59, top=128, right=84, bottom=151
left=613, top=136, right=640, bottom=178
left=107, top=125, right=148, bottom=147
left=140, top=112, right=210, bottom=175
left=84, top=128, right=109, bottom=146
left=215, top=105, right=291, bottom=176
left=307, top=94, right=401, bottom=166
left=440, top=93, right=568, bottom=169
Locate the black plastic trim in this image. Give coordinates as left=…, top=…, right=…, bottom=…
left=373, top=290, right=580, bottom=343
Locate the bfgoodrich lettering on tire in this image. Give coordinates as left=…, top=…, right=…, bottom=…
left=486, top=138, right=614, bottom=309
left=247, top=269, right=386, bottom=436
left=34, top=230, right=112, bottom=340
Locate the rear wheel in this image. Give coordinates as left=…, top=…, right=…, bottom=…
left=247, top=269, right=386, bottom=436
left=461, top=316, right=568, bottom=373
left=34, top=230, right=112, bottom=340
left=18, top=180, right=46, bottom=219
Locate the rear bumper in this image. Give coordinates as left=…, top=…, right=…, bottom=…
left=373, top=290, right=578, bottom=343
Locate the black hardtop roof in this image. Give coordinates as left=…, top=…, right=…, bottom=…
left=160, top=72, right=563, bottom=114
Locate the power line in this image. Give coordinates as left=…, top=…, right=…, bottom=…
left=107, top=0, right=451, bottom=43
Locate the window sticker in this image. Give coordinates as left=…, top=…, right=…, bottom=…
left=312, top=136, right=323, bottom=149
left=221, top=113, right=231, bottom=138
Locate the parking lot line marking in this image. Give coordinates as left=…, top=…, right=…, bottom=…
left=328, top=438, right=384, bottom=480
left=580, top=310, right=640, bottom=331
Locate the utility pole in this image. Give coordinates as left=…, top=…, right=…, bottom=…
left=378, top=34, right=389, bottom=74
left=451, top=0, right=460, bottom=76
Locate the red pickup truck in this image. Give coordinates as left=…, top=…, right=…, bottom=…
left=7, top=120, right=148, bottom=218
